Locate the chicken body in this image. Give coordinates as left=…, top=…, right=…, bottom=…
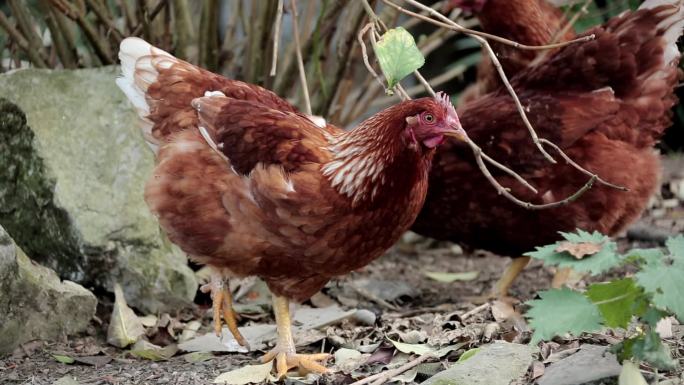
left=116, top=37, right=464, bottom=377
left=413, top=0, right=683, bottom=295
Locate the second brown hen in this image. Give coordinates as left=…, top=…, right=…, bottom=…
left=413, top=0, right=684, bottom=298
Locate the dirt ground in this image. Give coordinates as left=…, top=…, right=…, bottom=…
left=1, top=156, right=683, bottom=385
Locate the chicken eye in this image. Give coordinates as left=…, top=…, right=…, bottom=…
left=423, top=113, right=434, bottom=123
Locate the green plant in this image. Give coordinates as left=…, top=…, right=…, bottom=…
left=525, top=230, right=683, bottom=371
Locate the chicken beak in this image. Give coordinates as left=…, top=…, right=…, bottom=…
left=443, top=122, right=468, bottom=142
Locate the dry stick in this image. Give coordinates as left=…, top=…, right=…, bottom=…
left=349, top=354, right=434, bottom=385
left=358, top=23, right=387, bottom=90
left=361, top=1, right=609, bottom=204
left=460, top=303, right=490, bottom=322
left=384, top=0, right=595, bottom=51
left=8, top=0, right=49, bottom=63
left=38, top=0, right=77, bottom=68
left=290, top=0, right=312, bottom=115
left=387, top=0, right=625, bottom=192
left=85, top=0, right=124, bottom=43
left=131, top=0, right=168, bottom=36
left=0, top=11, right=48, bottom=68
left=385, top=0, right=555, bottom=163
left=269, top=0, right=284, bottom=76
left=49, top=0, right=114, bottom=64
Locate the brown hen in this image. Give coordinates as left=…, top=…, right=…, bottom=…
left=116, top=37, right=465, bottom=378
left=413, top=0, right=683, bottom=298
left=451, top=0, right=577, bottom=104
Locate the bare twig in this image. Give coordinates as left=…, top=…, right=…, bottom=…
left=85, top=0, right=125, bottom=44
left=460, top=303, right=490, bottom=322
left=269, top=0, right=284, bottom=76
left=357, top=23, right=386, bottom=90
left=38, top=0, right=77, bottom=68
left=349, top=354, right=434, bottom=385
left=131, top=0, right=168, bottom=36
left=382, top=0, right=595, bottom=51
left=290, top=0, right=312, bottom=115
left=0, top=10, right=48, bottom=68
left=50, top=0, right=114, bottom=64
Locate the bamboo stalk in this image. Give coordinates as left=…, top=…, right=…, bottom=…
left=50, top=0, right=114, bottom=64
left=8, top=0, right=51, bottom=64
left=38, top=0, right=77, bottom=68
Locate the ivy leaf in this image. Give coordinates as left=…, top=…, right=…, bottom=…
left=526, top=288, right=603, bottom=344
left=635, top=245, right=684, bottom=322
left=525, top=230, right=621, bottom=275
left=373, top=27, right=425, bottom=90
left=586, top=278, right=641, bottom=328
left=612, top=331, right=677, bottom=370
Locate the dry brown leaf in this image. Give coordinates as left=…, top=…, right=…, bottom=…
left=106, top=283, right=145, bottom=348
left=555, top=241, right=603, bottom=260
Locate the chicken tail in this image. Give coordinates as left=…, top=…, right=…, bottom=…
left=115, top=37, right=180, bottom=150
left=639, top=0, right=684, bottom=65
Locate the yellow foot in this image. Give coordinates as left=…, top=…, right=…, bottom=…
left=261, top=348, right=330, bottom=379
left=200, top=274, right=249, bottom=348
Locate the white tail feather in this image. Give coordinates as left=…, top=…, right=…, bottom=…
left=639, top=0, right=684, bottom=64
left=116, top=37, right=177, bottom=152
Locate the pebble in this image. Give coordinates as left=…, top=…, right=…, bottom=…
left=353, top=309, right=377, bottom=325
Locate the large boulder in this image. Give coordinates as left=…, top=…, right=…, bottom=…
left=0, top=225, right=97, bottom=355
left=0, top=67, right=197, bottom=313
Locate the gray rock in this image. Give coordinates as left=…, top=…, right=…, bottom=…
left=537, top=345, right=622, bottom=385
left=422, top=341, right=537, bottom=385
left=0, top=225, right=97, bottom=355
left=0, top=67, right=196, bottom=313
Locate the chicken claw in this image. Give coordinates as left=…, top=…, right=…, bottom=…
left=261, top=295, right=330, bottom=378
left=200, top=274, right=249, bottom=348
left=467, top=256, right=531, bottom=303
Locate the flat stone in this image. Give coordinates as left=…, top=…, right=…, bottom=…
left=537, top=344, right=622, bottom=385
left=422, top=341, right=537, bottom=385
left=0, top=225, right=97, bottom=355
left=0, top=67, right=196, bottom=313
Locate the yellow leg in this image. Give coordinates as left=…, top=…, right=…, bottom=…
left=200, top=273, right=249, bottom=348
left=260, top=295, right=330, bottom=379
left=493, top=256, right=531, bottom=298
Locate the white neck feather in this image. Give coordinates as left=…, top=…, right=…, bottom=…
left=321, top=132, right=389, bottom=204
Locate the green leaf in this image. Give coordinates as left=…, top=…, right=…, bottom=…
left=641, top=307, right=669, bottom=327
left=614, top=331, right=677, bottom=370
left=526, top=288, right=603, bottom=344
left=424, top=271, right=478, bottom=283
left=52, top=354, right=75, bottom=364
left=525, top=230, right=621, bottom=275
left=586, top=278, right=641, bottom=328
left=666, top=235, right=684, bottom=259
left=635, top=243, right=684, bottom=322
left=618, top=360, right=648, bottom=385
left=373, top=27, right=425, bottom=89
left=457, top=348, right=480, bottom=362
left=624, top=248, right=664, bottom=266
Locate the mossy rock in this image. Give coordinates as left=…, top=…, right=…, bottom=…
left=0, top=225, right=97, bottom=355
left=0, top=67, right=196, bottom=313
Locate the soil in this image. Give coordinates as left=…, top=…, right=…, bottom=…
left=1, top=156, right=683, bottom=385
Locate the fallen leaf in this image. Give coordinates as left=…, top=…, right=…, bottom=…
left=390, top=339, right=462, bottom=358
left=555, top=241, right=603, bottom=260
left=424, top=271, right=479, bottom=283
left=52, top=355, right=75, bottom=364
left=139, top=315, right=158, bottom=328
left=531, top=361, right=545, bottom=380
left=178, top=320, right=202, bottom=343
left=213, top=362, right=276, bottom=384
left=618, top=361, right=648, bottom=385
left=130, top=340, right=178, bottom=361
left=656, top=317, right=673, bottom=339
left=182, top=351, right=214, bottom=363
left=52, top=376, right=81, bottom=385
left=107, top=283, right=145, bottom=348
left=491, top=300, right=516, bottom=323
left=334, top=348, right=365, bottom=374
left=73, top=355, right=112, bottom=367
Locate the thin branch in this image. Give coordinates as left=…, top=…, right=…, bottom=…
left=290, top=0, right=312, bottom=115
left=49, top=0, right=114, bottom=64
left=382, top=0, right=595, bottom=51
left=349, top=354, right=434, bottom=385
left=131, top=0, right=168, bottom=36
left=85, top=0, right=125, bottom=43
left=269, top=0, right=284, bottom=76
left=0, top=10, right=48, bottom=68
left=357, top=23, right=386, bottom=90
